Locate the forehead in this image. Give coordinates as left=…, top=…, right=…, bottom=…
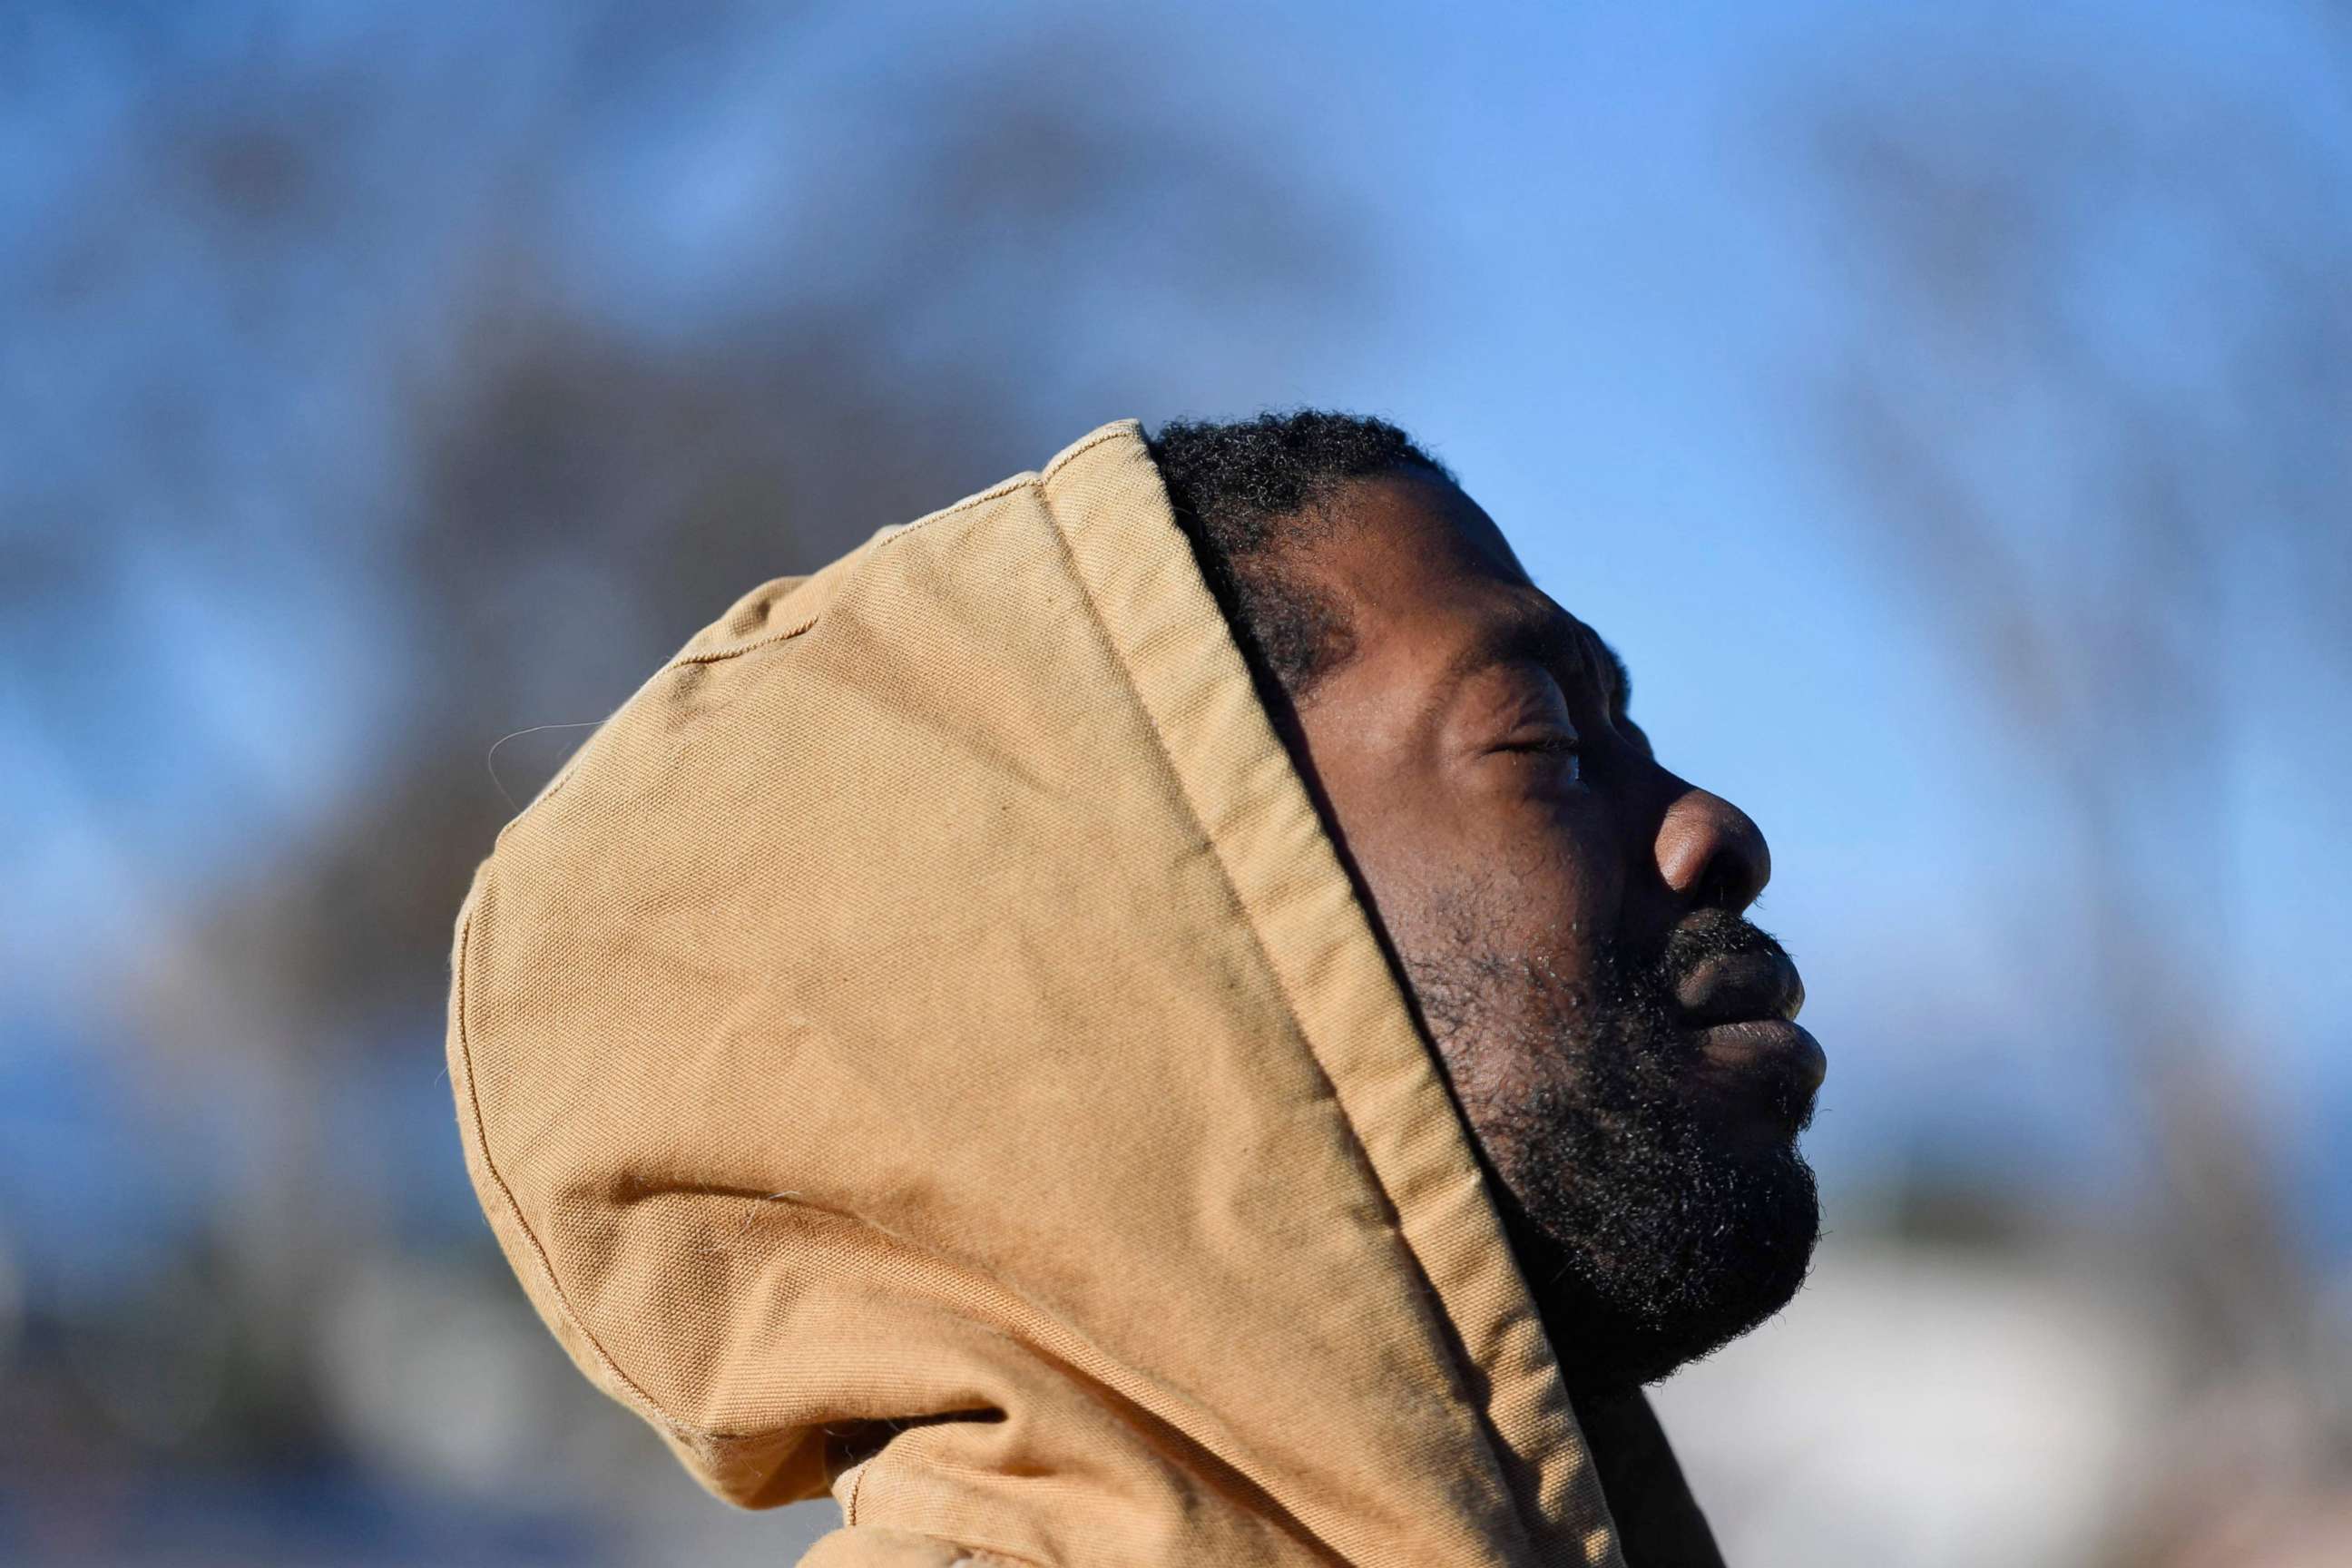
left=1313, top=469, right=1532, bottom=603
left=1308, top=469, right=1584, bottom=666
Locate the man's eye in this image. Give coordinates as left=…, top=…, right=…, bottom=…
left=1497, top=732, right=1583, bottom=781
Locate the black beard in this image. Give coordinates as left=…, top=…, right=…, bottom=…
left=1405, top=909, right=1821, bottom=1391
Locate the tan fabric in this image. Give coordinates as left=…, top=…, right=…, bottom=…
left=446, top=421, right=1687, bottom=1565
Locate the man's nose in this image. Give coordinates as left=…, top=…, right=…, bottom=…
left=1654, top=787, right=1772, bottom=916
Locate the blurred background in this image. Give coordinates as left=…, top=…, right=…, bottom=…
left=5, top=1, right=2348, bottom=1563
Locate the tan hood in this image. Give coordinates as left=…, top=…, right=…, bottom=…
left=447, top=421, right=1694, bottom=1566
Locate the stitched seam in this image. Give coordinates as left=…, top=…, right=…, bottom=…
left=454, top=897, right=694, bottom=1444
left=475, top=1161, right=1160, bottom=1449
left=1038, top=423, right=1139, bottom=481
left=666, top=612, right=823, bottom=669
left=867, top=470, right=1044, bottom=562
left=466, top=885, right=1171, bottom=1452
left=846, top=1453, right=871, bottom=1524
left=666, top=464, right=1060, bottom=671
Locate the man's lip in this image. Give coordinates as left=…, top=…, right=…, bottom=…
left=1674, top=950, right=1806, bottom=1027
left=1689, top=1018, right=1828, bottom=1099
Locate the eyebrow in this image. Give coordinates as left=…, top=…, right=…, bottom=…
left=1431, top=601, right=1633, bottom=718
left=1599, top=636, right=1633, bottom=714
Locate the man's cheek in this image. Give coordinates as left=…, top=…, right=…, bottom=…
left=1491, top=822, right=1620, bottom=959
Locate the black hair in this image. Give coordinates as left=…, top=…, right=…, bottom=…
left=1146, top=410, right=1455, bottom=704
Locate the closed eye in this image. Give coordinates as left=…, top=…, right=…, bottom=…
left=1491, top=729, right=1584, bottom=785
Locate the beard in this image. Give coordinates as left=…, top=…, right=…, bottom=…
left=1403, top=907, right=1821, bottom=1391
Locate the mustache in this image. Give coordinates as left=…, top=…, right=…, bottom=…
left=1646, top=908, right=1793, bottom=992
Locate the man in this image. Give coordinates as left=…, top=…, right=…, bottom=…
left=448, top=413, right=1826, bottom=1567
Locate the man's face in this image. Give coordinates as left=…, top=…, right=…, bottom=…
left=1280, top=470, right=1826, bottom=1391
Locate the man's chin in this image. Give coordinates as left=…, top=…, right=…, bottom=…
left=1509, top=1141, right=1822, bottom=1393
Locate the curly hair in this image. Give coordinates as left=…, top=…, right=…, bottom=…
left=1147, top=410, right=1453, bottom=706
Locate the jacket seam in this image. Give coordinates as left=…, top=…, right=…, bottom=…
left=1037, top=423, right=1138, bottom=481
left=877, top=473, right=1036, bottom=546
left=463, top=1054, right=1164, bottom=1455
left=663, top=462, right=1065, bottom=672
left=453, top=896, right=698, bottom=1445
left=656, top=421, right=1134, bottom=674
left=666, top=612, right=823, bottom=669
left=846, top=1452, right=871, bottom=1524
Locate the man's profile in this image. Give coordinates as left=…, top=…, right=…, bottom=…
left=447, top=413, right=1825, bottom=1568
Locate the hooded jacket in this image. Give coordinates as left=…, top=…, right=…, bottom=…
left=447, top=421, right=1723, bottom=1567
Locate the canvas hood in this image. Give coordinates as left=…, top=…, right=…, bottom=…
left=447, top=421, right=1714, bottom=1567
